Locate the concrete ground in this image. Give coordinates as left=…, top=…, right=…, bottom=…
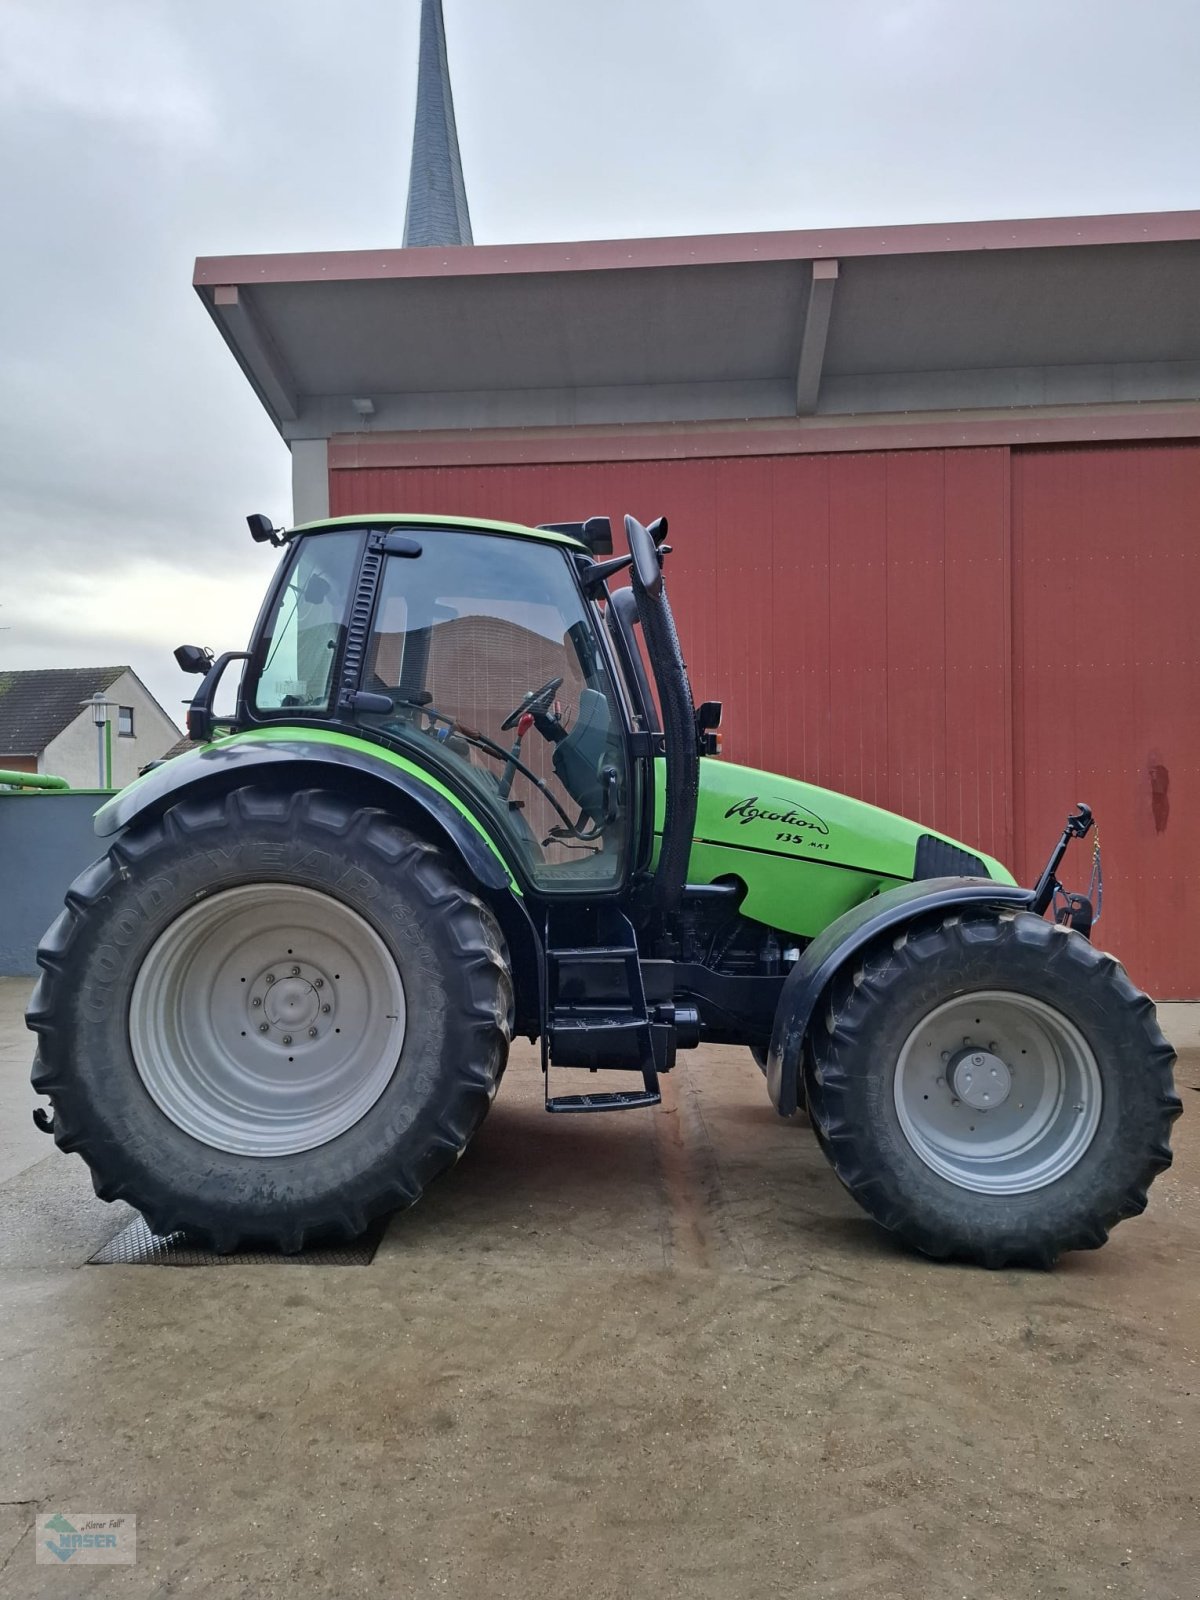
left=0, top=975, right=1196, bottom=1599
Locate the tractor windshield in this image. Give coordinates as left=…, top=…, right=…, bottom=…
left=356, top=530, right=632, bottom=892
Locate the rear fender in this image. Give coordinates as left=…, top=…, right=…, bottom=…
left=766, top=877, right=1037, bottom=1115
left=96, top=736, right=519, bottom=894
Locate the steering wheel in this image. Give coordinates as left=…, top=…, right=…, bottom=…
left=500, top=676, right=563, bottom=732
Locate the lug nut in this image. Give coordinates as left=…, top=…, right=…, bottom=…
left=291, top=966, right=301, bottom=977
left=308, top=1028, right=319, bottom=1039
left=282, top=1035, right=293, bottom=1046
left=314, top=978, right=324, bottom=989
left=266, top=974, right=276, bottom=985
left=251, top=997, right=262, bottom=1009
left=258, top=1023, right=269, bottom=1034
left=321, top=1004, right=331, bottom=1014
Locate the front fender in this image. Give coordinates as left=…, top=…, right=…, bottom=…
left=95, top=731, right=520, bottom=895
left=766, top=877, right=1037, bottom=1115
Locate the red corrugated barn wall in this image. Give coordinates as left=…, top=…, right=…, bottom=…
left=330, top=440, right=1200, bottom=996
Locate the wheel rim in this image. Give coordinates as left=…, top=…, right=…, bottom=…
left=130, top=884, right=406, bottom=1156
left=893, top=990, right=1102, bottom=1195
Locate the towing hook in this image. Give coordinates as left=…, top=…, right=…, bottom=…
left=1031, top=800, right=1098, bottom=916
left=1066, top=802, right=1094, bottom=839
left=33, top=1105, right=54, bottom=1136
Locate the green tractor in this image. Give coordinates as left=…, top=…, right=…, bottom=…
left=27, top=511, right=1180, bottom=1266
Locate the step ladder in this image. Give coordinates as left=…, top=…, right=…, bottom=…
left=542, top=909, right=664, bottom=1114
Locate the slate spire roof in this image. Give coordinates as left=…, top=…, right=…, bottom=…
left=0, top=667, right=127, bottom=756
left=403, top=0, right=473, bottom=248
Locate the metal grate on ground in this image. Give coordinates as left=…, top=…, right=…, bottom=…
left=88, top=1214, right=384, bottom=1267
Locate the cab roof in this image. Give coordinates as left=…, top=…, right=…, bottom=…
left=290, top=512, right=587, bottom=551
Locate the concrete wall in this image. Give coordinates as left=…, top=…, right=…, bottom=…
left=291, top=438, right=330, bottom=523
left=41, top=670, right=179, bottom=788
left=0, top=791, right=109, bottom=976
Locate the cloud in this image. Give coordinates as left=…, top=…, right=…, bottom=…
left=5, top=550, right=277, bottom=728
left=0, top=0, right=216, bottom=147
left=1, top=0, right=1198, bottom=734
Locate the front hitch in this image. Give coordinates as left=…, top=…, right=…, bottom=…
left=1031, top=802, right=1101, bottom=936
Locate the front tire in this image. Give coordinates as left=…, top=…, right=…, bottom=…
left=27, top=787, right=512, bottom=1252
left=804, top=910, right=1181, bottom=1268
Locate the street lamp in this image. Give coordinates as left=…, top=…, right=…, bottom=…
left=83, top=693, right=116, bottom=788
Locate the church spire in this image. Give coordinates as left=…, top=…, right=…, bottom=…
left=403, top=0, right=473, bottom=247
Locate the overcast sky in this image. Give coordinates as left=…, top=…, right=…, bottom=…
left=2, top=0, right=1198, bottom=731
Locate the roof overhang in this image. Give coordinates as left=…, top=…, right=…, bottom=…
left=195, top=209, right=1200, bottom=454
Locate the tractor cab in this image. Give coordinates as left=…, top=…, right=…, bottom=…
left=185, top=512, right=694, bottom=908
left=250, top=519, right=637, bottom=893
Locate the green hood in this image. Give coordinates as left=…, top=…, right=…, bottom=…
left=661, top=757, right=1014, bottom=940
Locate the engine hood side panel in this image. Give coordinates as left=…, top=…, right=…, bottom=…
left=668, top=758, right=1014, bottom=939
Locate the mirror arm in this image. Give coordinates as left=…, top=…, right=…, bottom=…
left=578, top=553, right=634, bottom=593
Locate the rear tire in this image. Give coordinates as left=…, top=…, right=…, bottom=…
left=804, top=910, right=1180, bottom=1268
left=27, top=787, right=512, bottom=1252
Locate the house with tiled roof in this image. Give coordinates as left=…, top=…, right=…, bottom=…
left=0, top=667, right=180, bottom=789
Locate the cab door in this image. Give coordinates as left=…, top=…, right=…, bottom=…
left=355, top=528, right=637, bottom=895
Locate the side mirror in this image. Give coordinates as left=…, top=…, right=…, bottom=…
left=247, top=512, right=284, bottom=546
left=174, top=644, right=214, bottom=676
left=624, top=515, right=663, bottom=600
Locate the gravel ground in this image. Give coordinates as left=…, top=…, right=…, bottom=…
left=0, top=977, right=1196, bottom=1598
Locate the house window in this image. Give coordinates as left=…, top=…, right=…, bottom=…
left=117, top=706, right=135, bottom=738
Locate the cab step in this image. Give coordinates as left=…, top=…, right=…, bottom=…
left=545, top=1075, right=661, bottom=1114
left=542, top=908, right=669, bottom=1112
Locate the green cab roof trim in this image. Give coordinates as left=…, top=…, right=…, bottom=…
left=289, top=513, right=587, bottom=551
